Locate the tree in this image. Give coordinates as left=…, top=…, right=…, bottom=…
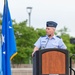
left=56, top=27, right=75, bottom=55
left=12, top=21, right=40, bottom=64
left=0, top=13, right=2, bottom=25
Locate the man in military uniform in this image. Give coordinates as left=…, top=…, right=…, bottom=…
left=32, top=21, right=67, bottom=75
left=32, top=21, right=67, bottom=56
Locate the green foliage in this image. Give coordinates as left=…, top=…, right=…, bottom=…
left=0, top=19, right=2, bottom=25
left=56, top=27, right=75, bottom=56
left=0, top=13, right=2, bottom=25
left=36, top=28, right=46, bottom=36
left=12, top=21, right=44, bottom=64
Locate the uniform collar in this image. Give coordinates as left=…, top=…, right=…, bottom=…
left=46, top=35, right=56, bottom=39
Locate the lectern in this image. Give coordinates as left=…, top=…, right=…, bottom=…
left=33, top=48, right=69, bottom=75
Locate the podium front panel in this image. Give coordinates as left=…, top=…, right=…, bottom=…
left=42, top=51, right=66, bottom=74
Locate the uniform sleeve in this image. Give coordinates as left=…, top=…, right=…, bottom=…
left=58, top=39, right=67, bottom=49
left=34, top=37, right=41, bottom=49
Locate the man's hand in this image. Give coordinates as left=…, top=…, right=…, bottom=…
left=32, top=46, right=39, bottom=57
left=32, top=51, right=35, bottom=57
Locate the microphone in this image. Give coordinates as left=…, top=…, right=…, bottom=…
left=41, top=34, right=51, bottom=49
left=43, top=36, right=50, bottom=49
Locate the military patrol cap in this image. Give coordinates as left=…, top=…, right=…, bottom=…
left=46, top=21, right=57, bottom=28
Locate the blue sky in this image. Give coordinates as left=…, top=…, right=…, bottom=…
left=0, top=0, right=75, bottom=37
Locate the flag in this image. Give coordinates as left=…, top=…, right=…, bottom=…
left=2, top=0, right=17, bottom=75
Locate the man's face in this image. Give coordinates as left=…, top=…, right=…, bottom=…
left=46, top=27, right=55, bottom=36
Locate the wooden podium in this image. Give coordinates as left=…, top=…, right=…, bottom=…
left=33, top=48, right=69, bottom=75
